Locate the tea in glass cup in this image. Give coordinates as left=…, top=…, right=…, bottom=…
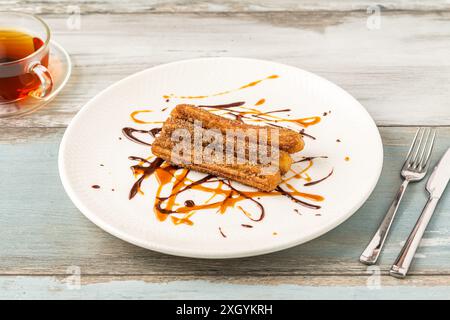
left=0, top=12, right=53, bottom=108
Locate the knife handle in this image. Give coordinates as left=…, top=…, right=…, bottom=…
left=390, top=196, right=439, bottom=278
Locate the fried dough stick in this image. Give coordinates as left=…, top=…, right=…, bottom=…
left=152, top=104, right=301, bottom=191
left=171, top=104, right=304, bottom=154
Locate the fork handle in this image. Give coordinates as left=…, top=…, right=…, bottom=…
left=359, top=179, right=410, bottom=265
left=390, top=196, right=439, bottom=278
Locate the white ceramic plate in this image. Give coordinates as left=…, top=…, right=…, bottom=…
left=59, top=57, right=383, bottom=258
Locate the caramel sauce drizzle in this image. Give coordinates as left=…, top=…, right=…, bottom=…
left=255, top=98, right=266, bottom=106
left=129, top=157, right=164, bottom=199
left=123, top=75, right=332, bottom=228
left=130, top=110, right=165, bottom=125
left=124, top=132, right=326, bottom=225
left=203, top=104, right=321, bottom=129
left=163, top=75, right=279, bottom=100
left=130, top=110, right=152, bottom=124
left=239, top=106, right=321, bottom=128
left=148, top=163, right=325, bottom=225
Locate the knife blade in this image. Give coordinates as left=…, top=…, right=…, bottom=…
left=427, top=148, right=450, bottom=198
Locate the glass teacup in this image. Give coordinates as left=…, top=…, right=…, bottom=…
left=0, top=12, right=53, bottom=108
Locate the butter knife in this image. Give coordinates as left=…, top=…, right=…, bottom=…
left=390, top=148, right=450, bottom=278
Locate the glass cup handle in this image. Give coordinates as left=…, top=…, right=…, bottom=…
left=29, top=62, right=53, bottom=99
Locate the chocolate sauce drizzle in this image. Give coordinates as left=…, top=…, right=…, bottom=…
left=198, top=101, right=245, bottom=109
left=304, top=169, right=334, bottom=187
left=250, top=114, right=276, bottom=122
left=299, top=129, right=316, bottom=140
left=128, top=156, right=152, bottom=163
left=129, top=157, right=164, bottom=200
left=155, top=173, right=215, bottom=214
left=219, top=227, right=227, bottom=238
left=294, top=156, right=328, bottom=163
left=184, top=200, right=195, bottom=207
left=123, top=100, right=328, bottom=226
left=275, top=186, right=321, bottom=209
left=222, top=180, right=265, bottom=222
left=259, top=108, right=291, bottom=115
left=122, top=127, right=161, bottom=146
left=157, top=174, right=215, bottom=202
left=225, top=111, right=253, bottom=122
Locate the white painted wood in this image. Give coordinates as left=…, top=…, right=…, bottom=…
left=1, top=11, right=450, bottom=127
left=4, top=0, right=450, bottom=14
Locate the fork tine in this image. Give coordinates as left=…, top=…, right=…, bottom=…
left=406, top=128, right=424, bottom=168
left=403, top=128, right=420, bottom=168
left=415, top=128, right=431, bottom=168
left=419, top=128, right=436, bottom=170
left=404, top=128, right=420, bottom=162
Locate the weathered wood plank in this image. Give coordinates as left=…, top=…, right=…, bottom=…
left=4, top=0, right=450, bottom=14
left=2, top=275, right=450, bottom=299
left=1, top=11, right=450, bottom=128
left=1, top=127, right=449, bottom=275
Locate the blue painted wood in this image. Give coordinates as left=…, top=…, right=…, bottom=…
left=2, top=276, right=450, bottom=299
left=1, top=127, right=450, bottom=278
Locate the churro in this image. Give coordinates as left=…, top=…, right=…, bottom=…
left=151, top=104, right=302, bottom=191
left=171, top=104, right=304, bottom=153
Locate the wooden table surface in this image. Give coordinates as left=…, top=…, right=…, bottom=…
left=1, top=0, right=450, bottom=299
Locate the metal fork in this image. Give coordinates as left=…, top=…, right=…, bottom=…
left=359, top=127, right=436, bottom=265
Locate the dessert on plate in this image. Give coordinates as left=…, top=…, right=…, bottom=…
left=152, top=104, right=304, bottom=191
